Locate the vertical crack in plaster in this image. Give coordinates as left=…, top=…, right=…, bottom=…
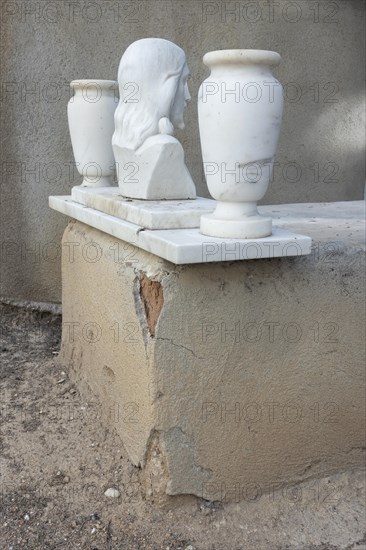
left=141, top=430, right=170, bottom=505
left=139, top=273, right=164, bottom=338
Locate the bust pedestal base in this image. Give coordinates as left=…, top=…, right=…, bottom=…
left=71, top=186, right=215, bottom=230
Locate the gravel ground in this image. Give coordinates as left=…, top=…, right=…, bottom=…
left=0, top=303, right=365, bottom=550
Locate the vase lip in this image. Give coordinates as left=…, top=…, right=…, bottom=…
left=70, top=79, right=117, bottom=89
left=203, top=49, right=282, bottom=68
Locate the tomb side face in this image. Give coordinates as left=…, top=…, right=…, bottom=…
left=60, top=220, right=365, bottom=501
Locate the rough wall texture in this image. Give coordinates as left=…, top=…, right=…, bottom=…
left=60, top=217, right=365, bottom=502
left=0, top=0, right=365, bottom=303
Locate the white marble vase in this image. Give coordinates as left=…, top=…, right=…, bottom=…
left=68, top=79, right=118, bottom=187
left=198, top=50, right=284, bottom=239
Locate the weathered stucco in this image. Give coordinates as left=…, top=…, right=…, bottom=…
left=60, top=205, right=365, bottom=501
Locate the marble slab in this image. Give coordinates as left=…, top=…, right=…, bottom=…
left=71, top=186, right=215, bottom=229
left=49, top=196, right=312, bottom=264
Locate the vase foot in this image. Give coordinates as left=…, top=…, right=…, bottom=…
left=200, top=213, right=272, bottom=239
left=81, top=176, right=115, bottom=188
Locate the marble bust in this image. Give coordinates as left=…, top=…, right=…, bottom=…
left=112, top=38, right=196, bottom=200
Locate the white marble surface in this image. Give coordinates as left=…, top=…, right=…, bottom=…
left=68, top=80, right=117, bottom=188
left=71, top=186, right=215, bottom=229
left=198, top=49, right=284, bottom=238
left=112, top=38, right=196, bottom=199
left=49, top=195, right=312, bottom=264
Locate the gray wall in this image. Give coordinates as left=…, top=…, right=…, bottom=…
left=1, top=0, right=365, bottom=304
